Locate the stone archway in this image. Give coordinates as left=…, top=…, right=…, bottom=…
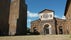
left=43, top=23, right=52, bottom=34
left=44, top=24, right=49, bottom=34
left=59, top=26, right=63, bottom=34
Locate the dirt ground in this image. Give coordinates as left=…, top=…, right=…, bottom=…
left=0, top=35, right=71, bottom=40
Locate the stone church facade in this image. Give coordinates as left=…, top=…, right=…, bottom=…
left=31, top=9, right=66, bottom=35
left=31, top=0, right=71, bottom=35
left=0, top=0, right=27, bottom=36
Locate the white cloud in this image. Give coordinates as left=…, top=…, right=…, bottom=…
left=27, top=19, right=32, bottom=28
left=27, top=11, right=38, bottom=18
left=62, top=16, right=66, bottom=19
left=27, top=19, right=32, bottom=22
left=54, top=15, right=66, bottom=19
left=54, top=15, right=61, bottom=18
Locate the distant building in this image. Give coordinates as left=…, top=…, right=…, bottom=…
left=0, top=0, right=27, bottom=36
left=31, top=9, right=66, bottom=35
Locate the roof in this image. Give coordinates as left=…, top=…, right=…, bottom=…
left=39, top=9, right=54, bottom=13
left=31, top=19, right=41, bottom=23
left=55, top=17, right=64, bottom=20
left=64, top=0, right=71, bottom=16
left=54, top=17, right=65, bottom=22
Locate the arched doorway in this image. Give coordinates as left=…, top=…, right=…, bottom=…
left=43, top=23, right=52, bottom=34
left=59, top=26, right=63, bottom=34
left=44, top=24, right=49, bottom=34
left=33, top=27, right=40, bottom=35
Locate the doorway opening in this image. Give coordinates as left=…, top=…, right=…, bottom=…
left=59, top=26, right=63, bottom=34
left=44, top=24, right=49, bottom=34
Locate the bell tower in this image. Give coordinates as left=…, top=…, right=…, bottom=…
left=9, top=0, right=27, bottom=35
left=0, top=0, right=10, bottom=36
left=16, top=0, right=27, bottom=35
left=64, top=0, right=71, bottom=34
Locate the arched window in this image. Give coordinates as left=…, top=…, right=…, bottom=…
left=67, top=27, right=69, bottom=34
left=59, top=26, right=63, bottom=34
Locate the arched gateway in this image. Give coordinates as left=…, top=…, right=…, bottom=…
left=43, top=23, right=52, bottom=34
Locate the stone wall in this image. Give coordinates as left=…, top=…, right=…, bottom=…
left=64, top=0, right=71, bottom=34
left=9, top=0, right=20, bottom=35
left=0, top=0, right=10, bottom=36
left=9, top=0, right=27, bottom=35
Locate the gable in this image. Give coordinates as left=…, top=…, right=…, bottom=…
left=39, top=9, right=54, bottom=14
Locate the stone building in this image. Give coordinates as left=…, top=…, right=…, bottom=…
left=31, top=9, right=66, bottom=35
left=0, top=0, right=10, bottom=36
left=64, top=0, right=71, bottom=34
left=9, top=0, right=27, bottom=35
left=0, top=0, right=27, bottom=36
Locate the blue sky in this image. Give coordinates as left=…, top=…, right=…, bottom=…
left=26, top=0, right=67, bottom=28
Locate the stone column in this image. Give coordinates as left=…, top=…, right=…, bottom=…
left=9, top=0, right=20, bottom=35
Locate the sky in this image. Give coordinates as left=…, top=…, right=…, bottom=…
left=26, top=0, right=67, bottom=28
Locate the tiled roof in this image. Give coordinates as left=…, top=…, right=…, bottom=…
left=39, top=9, right=54, bottom=13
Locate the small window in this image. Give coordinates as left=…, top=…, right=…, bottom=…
left=43, top=14, right=49, bottom=18
left=41, top=16, right=42, bottom=18
left=67, top=27, right=69, bottom=34
left=50, top=15, right=52, bottom=18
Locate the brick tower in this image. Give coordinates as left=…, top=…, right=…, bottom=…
left=64, top=0, right=71, bottom=34
left=9, top=0, right=27, bottom=35
left=0, top=0, right=10, bottom=36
